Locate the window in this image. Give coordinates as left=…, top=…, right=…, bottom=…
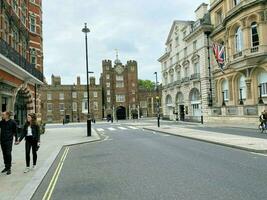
left=222, top=80, right=229, bottom=101
left=193, top=40, right=197, bottom=51
left=170, top=74, right=174, bottom=83
left=116, top=95, right=125, bottom=102
left=133, top=97, right=136, bottom=102
left=30, top=48, right=37, bottom=67
left=59, top=103, right=65, bottom=111
left=216, top=9, right=223, bottom=25
left=12, top=0, right=18, bottom=14
left=116, top=82, right=124, bottom=88
left=12, top=28, right=19, bottom=50
left=21, top=2, right=27, bottom=24
left=72, top=92, right=77, bottom=98
left=59, top=93, right=64, bottom=100
left=47, top=103, right=52, bottom=112
left=176, top=53, right=179, bottom=62
left=106, top=82, right=110, bottom=88
left=235, top=27, right=243, bottom=52
left=177, top=71, right=181, bottom=81
left=184, top=47, right=187, bottom=57
left=93, top=92, right=98, bottom=98
left=175, top=36, right=179, bottom=46
left=116, top=75, right=123, bottom=81
left=132, top=90, right=135, bottom=94
left=184, top=67, right=189, bottom=78
left=170, top=58, right=173, bottom=66
left=83, top=92, right=87, bottom=98
left=164, top=62, right=167, bottom=69
left=82, top=101, right=88, bottom=112
left=194, top=62, right=200, bottom=74
left=183, top=31, right=187, bottom=38
left=251, top=22, right=259, bottom=47
left=140, top=101, right=147, bottom=108
left=107, top=90, right=110, bottom=95
left=72, top=102, right=77, bottom=111
left=93, top=102, right=98, bottom=110
left=233, top=0, right=240, bottom=6
left=169, top=43, right=172, bottom=51
left=47, top=93, right=52, bottom=100
left=107, top=97, right=111, bottom=103
left=30, top=15, right=36, bottom=33
left=239, top=76, right=246, bottom=99
left=106, top=74, right=110, bottom=79
left=258, top=72, right=267, bottom=97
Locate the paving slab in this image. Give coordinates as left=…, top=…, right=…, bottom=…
left=0, top=125, right=101, bottom=200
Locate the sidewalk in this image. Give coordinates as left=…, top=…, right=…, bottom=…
left=0, top=124, right=101, bottom=200
left=144, top=125, right=267, bottom=153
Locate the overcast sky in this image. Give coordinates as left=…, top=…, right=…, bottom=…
left=43, top=0, right=209, bottom=85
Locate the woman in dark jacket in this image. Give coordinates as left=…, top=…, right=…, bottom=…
left=17, top=113, right=40, bottom=173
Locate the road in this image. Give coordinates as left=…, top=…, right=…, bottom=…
left=32, top=121, right=267, bottom=200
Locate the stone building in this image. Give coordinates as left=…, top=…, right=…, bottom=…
left=208, top=0, right=267, bottom=124
left=101, top=57, right=138, bottom=120
left=138, top=85, right=162, bottom=118
left=41, top=75, right=102, bottom=123
left=158, top=3, right=212, bottom=122
left=0, top=0, right=43, bottom=125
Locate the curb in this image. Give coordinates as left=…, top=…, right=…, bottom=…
left=143, top=128, right=267, bottom=154
left=15, top=130, right=102, bottom=200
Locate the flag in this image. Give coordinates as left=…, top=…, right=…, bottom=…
left=212, top=43, right=225, bottom=71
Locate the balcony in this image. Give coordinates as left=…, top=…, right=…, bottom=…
left=190, top=73, right=200, bottom=80
left=181, top=77, right=190, bottom=83
left=250, top=46, right=259, bottom=53
left=0, top=38, right=43, bottom=82
left=233, top=51, right=242, bottom=59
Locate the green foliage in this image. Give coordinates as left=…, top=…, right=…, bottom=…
left=138, top=79, right=155, bottom=91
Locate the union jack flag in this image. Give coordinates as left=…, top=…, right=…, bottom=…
left=212, top=43, right=225, bottom=70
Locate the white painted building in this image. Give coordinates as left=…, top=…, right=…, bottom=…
left=158, top=3, right=213, bottom=122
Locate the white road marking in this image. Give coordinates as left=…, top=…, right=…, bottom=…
left=128, top=126, right=138, bottom=130
left=97, top=128, right=104, bottom=132
left=250, top=152, right=267, bottom=157
left=108, top=127, right=116, bottom=131
left=118, top=127, right=127, bottom=130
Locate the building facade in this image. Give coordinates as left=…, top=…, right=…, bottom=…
left=138, top=85, right=162, bottom=118
left=0, top=0, right=43, bottom=125
left=208, top=0, right=267, bottom=124
left=101, top=58, right=138, bottom=120
left=41, top=75, right=103, bottom=123
left=159, top=3, right=212, bottom=122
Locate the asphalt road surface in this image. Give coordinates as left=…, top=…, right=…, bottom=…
left=32, top=122, right=267, bottom=200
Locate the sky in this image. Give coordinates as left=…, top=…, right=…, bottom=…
left=43, top=0, right=209, bottom=85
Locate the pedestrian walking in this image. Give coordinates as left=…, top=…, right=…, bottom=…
left=17, top=113, right=40, bottom=173
left=0, top=111, right=18, bottom=175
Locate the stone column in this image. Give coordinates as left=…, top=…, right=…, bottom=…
left=128, top=105, right=131, bottom=119
left=151, top=97, right=154, bottom=116
left=137, top=105, right=140, bottom=119
left=245, top=79, right=252, bottom=99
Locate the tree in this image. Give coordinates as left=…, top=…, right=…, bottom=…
left=138, top=79, right=155, bottom=91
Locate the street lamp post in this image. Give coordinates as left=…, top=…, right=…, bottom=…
left=154, top=72, right=160, bottom=127
left=222, top=91, right=226, bottom=106
left=82, top=23, right=91, bottom=137
left=258, top=84, right=264, bottom=104
left=239, top=88, right=244, bottom=105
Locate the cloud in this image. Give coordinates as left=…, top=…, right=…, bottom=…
left=43, top=0, right=209, bottom=84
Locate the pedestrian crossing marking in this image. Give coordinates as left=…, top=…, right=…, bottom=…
left=97, top=128, right=104, bottom=132
left=128, top=126, right=138, bottom=130
left=118, top=127, right=127, bottom=130
left=107, top=127, right=116, bottom=131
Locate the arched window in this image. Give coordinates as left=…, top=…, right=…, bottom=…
left=166, top=95, right=173, bottom=106
left=258, top=72, right=267, bottom=97
left=222, top=80, right=229, bottom=101
left=235, top=27, right=243, bottom=52
left=251, top=22, right=259, bottom=47
left=239, top=75, right=246, bottom=99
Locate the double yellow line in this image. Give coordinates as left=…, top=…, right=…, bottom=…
left=42, top=147, right=69, bottom=200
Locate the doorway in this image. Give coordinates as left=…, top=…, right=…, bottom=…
left=116, top=106, right=126, bottom=120
left=179, top=105, right=185, bottom=121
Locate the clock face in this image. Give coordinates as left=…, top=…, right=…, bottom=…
left=115, top=65, right=124, bottom=74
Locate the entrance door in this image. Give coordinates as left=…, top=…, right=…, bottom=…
left=116, top=106, right=126, bottom=120
left=179, top=105, right=185, bottom=121
left=14, top=91, right=28, bottom=126
left=2, top=97, right=8, bottom=112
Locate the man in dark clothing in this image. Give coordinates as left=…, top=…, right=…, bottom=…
left=0, top=111, right=18, bottom=175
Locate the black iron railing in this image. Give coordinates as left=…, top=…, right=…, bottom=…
left=0, top=38, right=43, bottom=82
